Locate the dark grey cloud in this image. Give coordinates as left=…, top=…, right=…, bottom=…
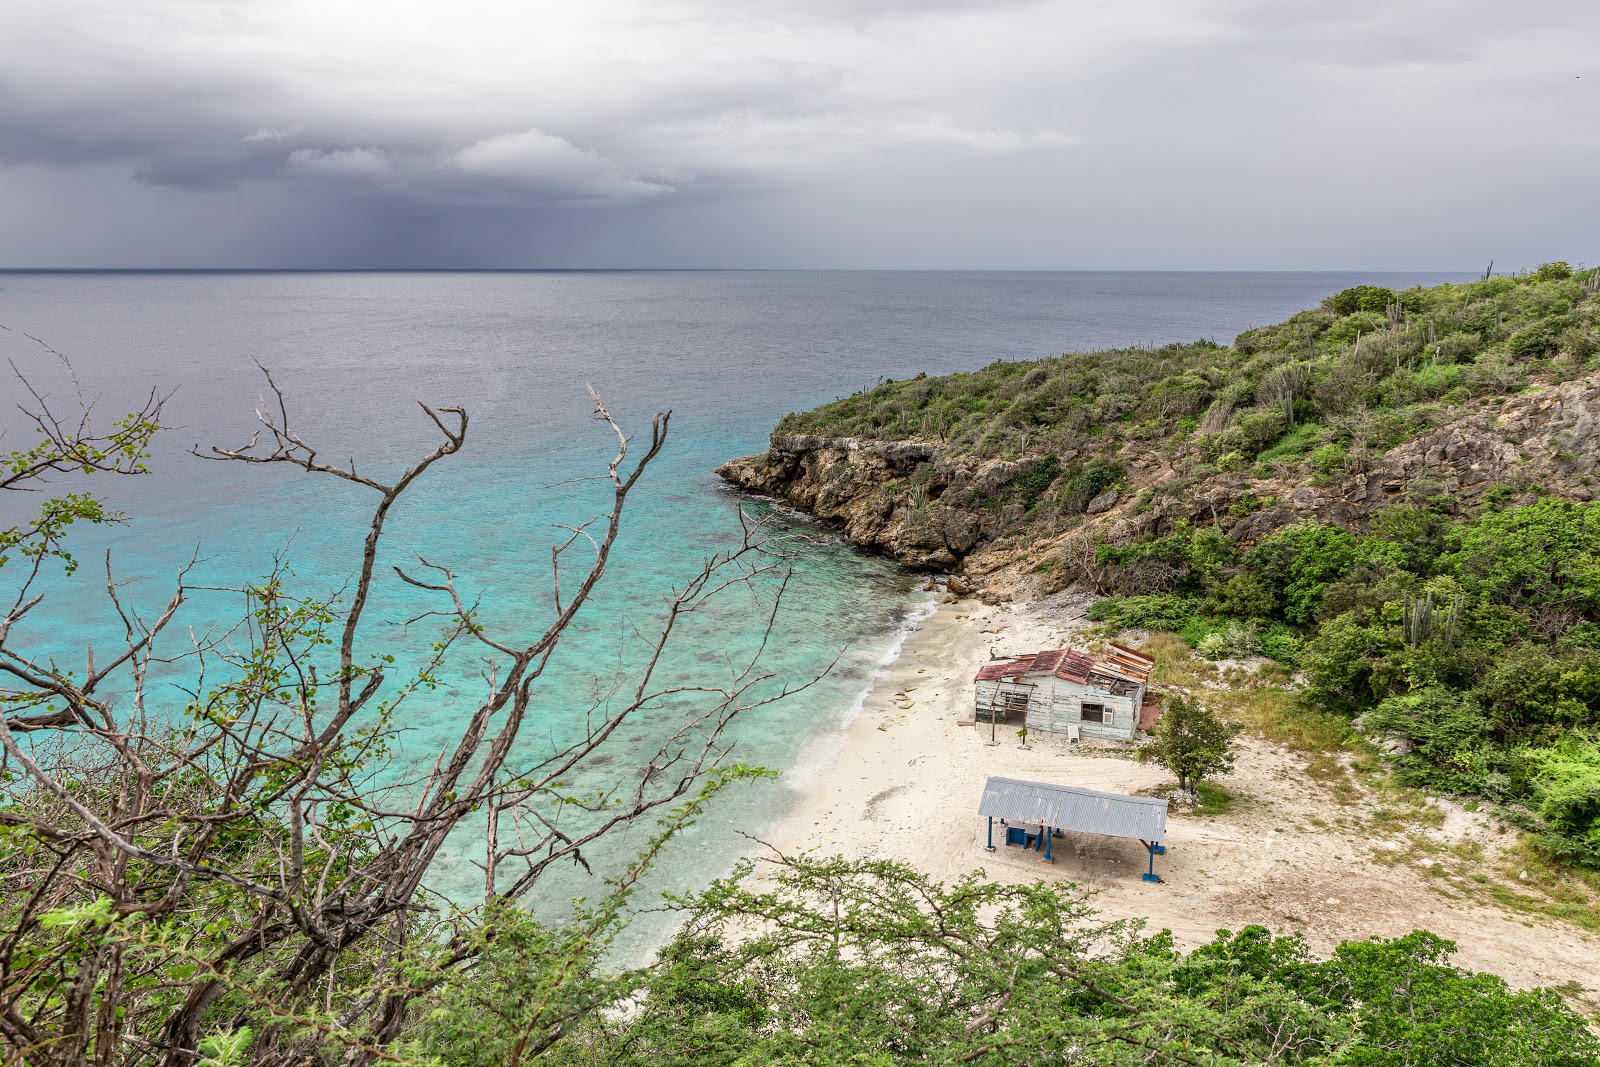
left=0, top=0, right=1596, bottom=268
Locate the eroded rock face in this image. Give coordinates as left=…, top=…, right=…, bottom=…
left=1221, top=381, right=1600, bottom=540
left=716, top=435, right=999, bottom=571
left=715, top=377, right=1600, bottom=595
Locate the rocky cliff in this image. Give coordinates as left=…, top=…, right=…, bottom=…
left=718, top=374, right=1600, bottom=600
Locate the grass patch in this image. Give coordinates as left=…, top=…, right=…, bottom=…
left=1256, top=421, right=1327, bottom=463
left=1486, top=839, right=1600, bottom=933
left=1192, top=780, right=1235, bottom=816
left=1375, top=833, right=1600, bottom=934
left=1137, top=630, right=1600, bottom=935
left=1142, top=632, right=1347, bottom=752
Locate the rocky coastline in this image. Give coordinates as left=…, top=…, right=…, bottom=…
left=718, top=374, right=1600, bottom=600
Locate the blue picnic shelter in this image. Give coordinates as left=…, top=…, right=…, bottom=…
left=979, top=776, right=1170, bottom=882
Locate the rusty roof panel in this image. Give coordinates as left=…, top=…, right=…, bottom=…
left=1138, top=699, right=1163, bottom=731
left=974, top=659, right=1032, bottom=681
left=976, top=644, right=1153, bottom=686
left=1026, top=649, right=1066, bottom=674
left=1055, top=650, right=1096, bottom=683
left=1103, top=643, right=1155, bottom=683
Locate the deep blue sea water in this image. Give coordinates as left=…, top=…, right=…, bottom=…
left=0, top=269, right=1470, bottom=954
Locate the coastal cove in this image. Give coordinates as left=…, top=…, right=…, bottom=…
left=762, top=589, right=1600, bottom=994
left=711, top=265, right=1600, bottom=1014
left=0, top=269, right=1472, bottom=957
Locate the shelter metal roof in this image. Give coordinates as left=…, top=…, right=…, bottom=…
left=978, top=776, right=1168, bottom=844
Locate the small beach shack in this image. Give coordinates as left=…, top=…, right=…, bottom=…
left=978, top=775, right=1169, bottom=881
left=973, top=644, right=1155, bottom=742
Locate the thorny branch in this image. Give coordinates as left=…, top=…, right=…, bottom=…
left=0, top=366, right=814, bottom=1067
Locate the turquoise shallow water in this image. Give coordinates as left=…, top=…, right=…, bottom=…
left=0, top=269, right=1469, bottom=956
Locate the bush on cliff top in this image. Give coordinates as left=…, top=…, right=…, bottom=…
left=774, top=267, right=1600, bottom=494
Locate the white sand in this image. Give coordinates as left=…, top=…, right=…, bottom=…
left=765, top=595, right=1600, bottom=996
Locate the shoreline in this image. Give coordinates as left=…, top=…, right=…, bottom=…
left=762, top=592, right=1600, bottom=995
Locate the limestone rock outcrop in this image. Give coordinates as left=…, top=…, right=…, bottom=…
left=717, top=376, right=1600, bottom=599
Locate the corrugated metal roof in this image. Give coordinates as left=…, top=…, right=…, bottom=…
left=973, top=644, right=1154, bottom=687
left=975, top=659, right=1031, bottom=681
left=978, top=776, right=1167, bottom=843
left=1104, top=643, right=1155, bottom=683
left=1055, top=650, right=1096, bottom=683
left=1026, top=649, right=1065, bottom=674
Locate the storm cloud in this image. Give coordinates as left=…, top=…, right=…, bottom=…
left=1, top=0, right=1596, bottom=268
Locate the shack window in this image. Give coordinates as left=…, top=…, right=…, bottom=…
left=1079, top=703, right=1110, bottom=724
left=1000, top=690, right=1031, bottom=712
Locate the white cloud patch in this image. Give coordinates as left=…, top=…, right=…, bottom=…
left=451, top=130, right=671, bottom=202
left=244, top=126, right=300, bottom=143
left=286, top=146, right=391, bottom=177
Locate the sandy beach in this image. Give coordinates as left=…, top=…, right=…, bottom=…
left=765, top=592, right=1600, bottom=999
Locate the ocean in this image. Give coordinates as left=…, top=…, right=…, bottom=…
left=0, top=268, right=1469, bottom=955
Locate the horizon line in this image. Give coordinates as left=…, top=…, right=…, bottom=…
left=0, top=266, right=1488, bottom=275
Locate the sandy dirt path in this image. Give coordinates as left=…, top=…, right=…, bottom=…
left=764, top=593, right=1600, bottom=998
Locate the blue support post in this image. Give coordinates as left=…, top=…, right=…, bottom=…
left=1152, top=843, right=1166, bottom=855
left=986, top=816, right=995, bottom=852
left=1043, top=825, right=1053, bottom=862
left=1142, top=841, right=1160, bottom=883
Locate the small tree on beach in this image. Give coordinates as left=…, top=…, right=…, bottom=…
left=1142, top=694, right=1241, bottom=794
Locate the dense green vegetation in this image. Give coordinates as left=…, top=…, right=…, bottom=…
left=445, top=856, right=1598, bottom=1066
left=777, top=265, right=1600, bottom=526
left=1090, top=496, right=1600, bottom=868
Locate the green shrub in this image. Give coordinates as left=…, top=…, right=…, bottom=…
left=1367, top=688, right=1496, bottom=793
left=1300, top=611, right=1401, bottom=709
left=1257, top=421, right=1326, bottom=463
left=1244, top=522, right=1363, bottom=625
left=1095, top=524, right=1237, bottom=595
left=1258, top=623, right=1300, bottom=665
left=1532, top=261, right=1574, bottom=282
left=1228, top=493, right=1272, bottom=517
left=1088, top=594, right=1202, bottom=633
left=1432, top=332, right=1480, bottom=364
left=1002, top=455, right=1061, bottom=510
left=1441, top=498, right=1600, bottom=633
left=1508, top=320, right=1562, bottom=361
left=1309, top=442, right=1347, bottom=476
left=1197, top=620, right=1262, bottom=660
left=1368, top=503, right=1451, bottom=573
left=1412, top=363, right=1463, bottom=397
left=1218, top=407, right=1289, bottom=456
left=1328, top=285, right=1398, bottom=315
left=1521, top=738, right=1600, bottom=866
left=1146, top=372, right=1213, bottom=416
left=1206, top=572, right=1276, bottom=618
left=1324, top=310, right=1387, bottom=346
left=1058, top=457, right=1120, bottom=513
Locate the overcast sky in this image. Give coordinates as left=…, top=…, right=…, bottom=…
left=2, top=0, right=1596, bottom=269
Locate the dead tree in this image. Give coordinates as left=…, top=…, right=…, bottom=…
left=0, top=364, right=810, bottom=1066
